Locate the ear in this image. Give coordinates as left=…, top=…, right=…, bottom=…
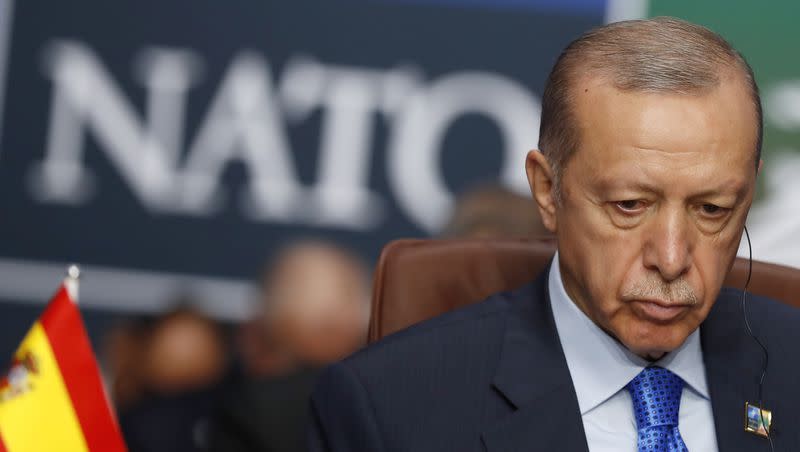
left=757, top=158, right=763, bottom=177
left=525, top=150, right=558, bottom=233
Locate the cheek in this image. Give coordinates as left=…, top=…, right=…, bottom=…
left=557, top=209, right=643, bottom=313
left=693, top=237, right=739, bottom=305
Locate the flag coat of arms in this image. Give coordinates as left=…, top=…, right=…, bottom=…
left=0, top=269, right=127, bottom=451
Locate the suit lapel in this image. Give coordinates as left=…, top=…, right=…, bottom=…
left=481, top=268, right=589, bottom=452
left=481, top=385, right=588, bottom=452
left=701, top=292, right=774, bottom=452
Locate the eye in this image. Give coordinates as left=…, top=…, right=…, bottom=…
left=699, top=203, right=730, bottom=218
left=615, top=200, right=646, bottom=212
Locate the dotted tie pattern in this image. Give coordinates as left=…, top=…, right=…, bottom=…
left=627, top=366, right=689, bottom=452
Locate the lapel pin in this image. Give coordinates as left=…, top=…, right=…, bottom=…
left=744, top=402, right=772, bottom=438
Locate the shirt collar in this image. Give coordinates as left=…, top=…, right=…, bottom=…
left=548, top=252, right=710, bottom=415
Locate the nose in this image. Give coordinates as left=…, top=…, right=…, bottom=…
left=642, top=207, right=693, bottom=282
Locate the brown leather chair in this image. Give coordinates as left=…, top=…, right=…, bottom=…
left=368, top=237, right=800, bottom=343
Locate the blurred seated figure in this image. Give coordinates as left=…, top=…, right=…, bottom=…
left=119, top=305, right=229, bottom=452
left=210, top=240, right=370, bottom=452
left=262, top=241, right=370, bottom=366
left=143, top=308, right=227, bottom=394
left=442, top=184, right=550, bottom=238
left=234, top=316, right=294, bottom=379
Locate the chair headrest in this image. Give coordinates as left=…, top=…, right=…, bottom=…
left=368, top=238, right=800, bottom=343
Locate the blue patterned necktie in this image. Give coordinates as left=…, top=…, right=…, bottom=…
left=627, top=366, right=689, bottom=452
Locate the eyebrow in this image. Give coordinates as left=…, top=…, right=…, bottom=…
left=593, top=177, right=748, bottom=199
left=687, top=183, right=749, bottom=201
left=691, top=175, right=751, bottom=197
left=593, top=178, right=660, bottom=195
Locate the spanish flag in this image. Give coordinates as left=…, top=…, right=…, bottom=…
left=0, top=267, right=127, bottom=451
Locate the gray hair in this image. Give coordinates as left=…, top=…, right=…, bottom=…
left=538, top=16, right=762, bottom=200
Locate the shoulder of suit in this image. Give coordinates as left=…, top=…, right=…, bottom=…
left=716, top=287, right=800, bottom=338
left=341, top=280, right=538, bottom=369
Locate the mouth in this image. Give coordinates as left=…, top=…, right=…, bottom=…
left=630, top=299, right=693, bottom=324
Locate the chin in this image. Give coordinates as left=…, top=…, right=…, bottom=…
left=621, top=323, right=693, bottom=359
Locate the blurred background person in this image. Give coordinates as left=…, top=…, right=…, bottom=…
left=115, top=304, right=229, bottom=452
left=141, top=307, right=228, bottom=394
left=442, top=184, right=550, bottom=238
left=210, top=240, right=370, bottom=452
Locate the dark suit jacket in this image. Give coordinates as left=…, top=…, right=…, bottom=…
left=120, top=388, right=219, bottom=452
left=308, top=269, right=800, bottom=451
left=210, top=368, right=321, bottom=452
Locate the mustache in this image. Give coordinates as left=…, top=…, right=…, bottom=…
left=621, top=275, right=699, bottom=305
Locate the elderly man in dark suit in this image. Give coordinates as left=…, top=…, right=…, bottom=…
left=308, top=17, right=800, bottom=451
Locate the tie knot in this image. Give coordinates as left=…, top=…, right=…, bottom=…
left=627, top=366, right=684, bottom=429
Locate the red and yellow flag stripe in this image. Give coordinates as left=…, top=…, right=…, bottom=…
left=0, top=286, right=127, bottom=451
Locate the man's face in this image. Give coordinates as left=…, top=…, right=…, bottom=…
left=533, top=73, right=759, bottom=359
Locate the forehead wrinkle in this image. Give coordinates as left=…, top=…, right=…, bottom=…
left=624, top=141, right=745, bottom=171
left=629, top=145, right=703, bottom=158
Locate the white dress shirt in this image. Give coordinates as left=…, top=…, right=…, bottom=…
left=548, top=252, right=719, bottom=452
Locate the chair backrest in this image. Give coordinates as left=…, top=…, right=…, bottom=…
left=368, top=237, right=800, bottom=343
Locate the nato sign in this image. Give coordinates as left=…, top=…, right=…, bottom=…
left=0, top=0, right=636, bottom=319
